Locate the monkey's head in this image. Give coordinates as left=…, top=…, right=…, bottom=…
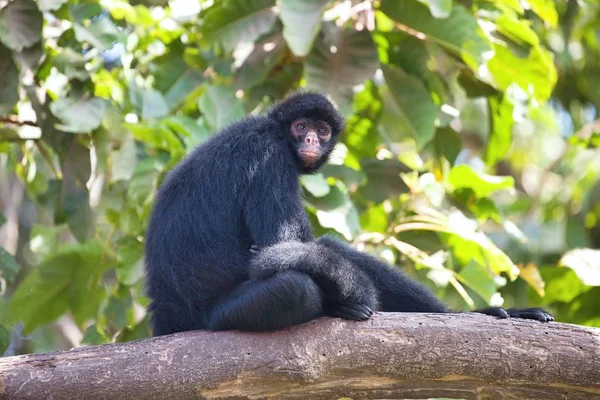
left=269, top=92, right=344, bottom=173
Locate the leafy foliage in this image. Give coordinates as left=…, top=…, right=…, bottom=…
left=0, top=0, right=599, bottom=355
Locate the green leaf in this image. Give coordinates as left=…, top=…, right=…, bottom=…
left=487, top=44, right=557, bottom=101
left=50, top=95, right=107, bottom=133
left=201, top=0, right=277, bottom=52
left=344, top=81, right=383, bottom=159
left=126, top=123, right=184, bottom=155
left=279, top=0, right=328, bottom=56
left=382, top=65, right=436, bottom=149
left=116, top=238, right=145, bottom=285
left=417, top=0, right=452, bottom=19
left=0, top=247, right=20, bottom=286
left=484, top=94, right=514, bottom=166
left=234, top=31, right=286, bottom=89
left=559, top=249, right=600, bottom=287
left=59, top=140, right=93, bottom=242
left=380, top=0, right=490, bottom=70
left=458, top=261, right=497, bottom=303
left=434, top=127, right=461, bottom=164
left=0, top=0, right=43, bottom=52
left=163, top=116, right=214, bottom=149
left=198, top=84, right=245, bottom=130
left=73, top=15, right=126, bottom=51
left=527, top=0, right=558, bottom=27
left=0, top=212, right=5, bottom=226
left=309, top=186, right=360, bottom=240
left=449, top=165, right=514, bottom=198
left=9, top=241, right=103, bottom=332
left=37, top=0, right=68, bottom=12
left=112, top=135, right=137, bottom=182
left=0, top=45, right=19, bottom=115
left=141, top=89, right=170, bottom=121
left=152, top=53, right=205, bottom=109
left=305, top=24, right=379, bottom=96
left=302, top=173, right=330, bottom=197
left=495, top=14, right=539, bottom=47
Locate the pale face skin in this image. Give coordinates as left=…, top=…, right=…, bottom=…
left=290, top=118, right=332, bottom=167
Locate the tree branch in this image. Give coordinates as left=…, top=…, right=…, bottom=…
left=0, top=313, right=598, bottom=399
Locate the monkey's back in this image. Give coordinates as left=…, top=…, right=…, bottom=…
left=144, top=115, right=288, bottom=327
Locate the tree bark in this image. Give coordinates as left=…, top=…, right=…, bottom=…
left=1, top=313, right=599, bottom=400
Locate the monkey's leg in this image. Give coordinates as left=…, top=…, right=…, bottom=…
left=207, top=270, right=323, bottom=331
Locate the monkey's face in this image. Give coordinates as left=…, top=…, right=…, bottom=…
left=290, top=118, right=333, bottom=169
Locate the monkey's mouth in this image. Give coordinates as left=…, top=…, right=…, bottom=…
left=298, top=149, right=321, bottom=164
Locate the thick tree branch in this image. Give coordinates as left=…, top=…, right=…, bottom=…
left=0, top=313, right=599, bottom=399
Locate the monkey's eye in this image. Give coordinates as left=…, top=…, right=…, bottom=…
left=318, top=128, right=327, bottom=134
left=296, top=124, right=306, bottom=131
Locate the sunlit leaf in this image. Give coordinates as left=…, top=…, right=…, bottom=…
left=380, top=0, right=490, bottom=70
left=487, top=44, right=557, bottom=101
left=484, top=94, right=514, bottom=166
left=449, top=165, right=514, bottom=198
left=518, top=263, right=545, bottom=297
left=383, top=65, right=436, bottom=149
left=559, top=248, right=600, bottom=286
left=279, top=0, right=329, bottom=56
left=417, top=0, right=452, bottom=19
left=527, top=0, right=558, bottom=27
left=302, top=173, right=330, bottom=197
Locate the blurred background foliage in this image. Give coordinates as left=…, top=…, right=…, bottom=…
left=0, top=0, right=599, bottom=355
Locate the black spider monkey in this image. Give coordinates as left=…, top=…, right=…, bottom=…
left=145, top=92, right=553, bottom=336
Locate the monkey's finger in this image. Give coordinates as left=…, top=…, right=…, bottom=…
left=326, top=304, right=372, bottom=321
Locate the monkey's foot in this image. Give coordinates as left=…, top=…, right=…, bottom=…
left=325, top=302, right=373, bottom=321
left=477, top=307, right=554, bottom=322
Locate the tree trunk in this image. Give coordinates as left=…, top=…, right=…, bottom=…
left=1, top=313, right=599, bottom=399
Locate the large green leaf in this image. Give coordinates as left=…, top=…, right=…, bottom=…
left=50, top=94, right=107, bottom=133
left=279, top=0, right=329, bottom=56
left=449, top=165, right=514, bottom=198
left=308, top=186, right=360, bottom=240
left=73, top=16, right=126, bottom=51
left=198, top=84, right=245, bottom=130
left=527, top=0, right=558, bottom=27
left=0, top=0, right=43, bottom=52
left=417, top=0, right=452, bottom=19
left=305, top=24, right=379, bottom=96
left=484, top=94, right=514, bottom=166
left=201, top=0, right=277, bottom=52
left=487, top=44, right=557, bottom=101
left=0, top=45, right=19, bottom=116
left=559, top=249, right=600, bottom=287
left=9, top=241, right=104, bottom=332
left=235, top=31, right=286, bottom=89
left=380, top=0, right=490, bottom=70
left=382, top=65, right=436, bottom=149
left=458, top=261, right=497, bottom=303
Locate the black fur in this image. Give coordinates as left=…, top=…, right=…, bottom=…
left=145, top=92, right=552, bottom=336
